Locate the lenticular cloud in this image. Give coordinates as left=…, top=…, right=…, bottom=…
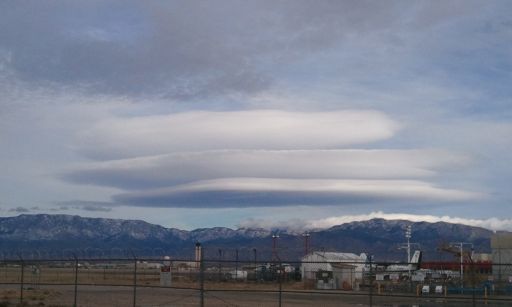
left=77, top=110, right=399, bottom=160
left=62, top=109, right=478, bottom=208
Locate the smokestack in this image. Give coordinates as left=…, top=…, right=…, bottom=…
left=195, top=242, right=202, bottom=268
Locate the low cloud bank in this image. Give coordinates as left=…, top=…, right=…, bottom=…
left=238, top=211, right=512, bottom=232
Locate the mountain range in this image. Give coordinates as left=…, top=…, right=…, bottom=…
left=0, top=214, right=500, bottom=262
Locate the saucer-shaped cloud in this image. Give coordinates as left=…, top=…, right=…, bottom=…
left=61, top=109, right=478, bottom=208
left=77, top=110, right=399, bottom=160
left=62, top=149, right=469, bottom=189
left=112, top=178, right=479, bottom=208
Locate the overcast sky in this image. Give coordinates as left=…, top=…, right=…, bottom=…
left=1, top=1, right=511, bottom=230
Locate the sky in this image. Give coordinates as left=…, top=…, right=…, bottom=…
left=1, top=1, right=512, bottom=231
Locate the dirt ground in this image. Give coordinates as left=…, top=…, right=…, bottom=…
left=0, top=285, right=510, bottom=307
left=0, top=265, right=510, bottom=306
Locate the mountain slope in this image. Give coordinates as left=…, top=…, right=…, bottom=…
left=0, top=214, right=499, bottom=261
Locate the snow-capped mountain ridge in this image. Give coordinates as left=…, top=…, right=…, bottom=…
left=0, top=214, right=502, bottom=260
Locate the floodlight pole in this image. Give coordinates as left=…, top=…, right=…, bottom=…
left=405, top=225, right=411, bottom=276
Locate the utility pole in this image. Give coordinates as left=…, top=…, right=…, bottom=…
left=272, top=234, right=280, bottom=262
left=449, top=242, right=473, bottom=290
left=253, top=248, right=257, bottom=265
left=405, top=226, right=411, bottom=276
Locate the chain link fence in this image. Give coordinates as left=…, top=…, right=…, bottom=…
left=1, top=253, right=512, bottom=306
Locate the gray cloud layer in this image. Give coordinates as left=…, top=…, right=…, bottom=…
left=1, top=0, right=350, bottom=99
left=0, top=1, right=493, bottom=101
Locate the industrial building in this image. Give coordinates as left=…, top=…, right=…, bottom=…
left=301, top=251, right=368, bottom=290
left=421, top=253, right=492, bottom=275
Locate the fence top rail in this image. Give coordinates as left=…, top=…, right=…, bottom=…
left=1, top=257, right=511, bottom=267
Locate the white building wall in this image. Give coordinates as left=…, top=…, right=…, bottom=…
left=301, top=253, right=333, bottom=280
left=301, top=252, right=367, bottom=282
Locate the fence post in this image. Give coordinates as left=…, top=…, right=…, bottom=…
left=278, top=263, right=282, bottom=307
left=218, top=249, right=222, bottom=282
left=369, top=256, right=373, bottom=307
left=73, top=253, right=78, bottom=307
left=235, top=249, right=239, bottom=282
left=132, top=251, right=138, bottom=307
left=18, top=254, right=24, bottom=305
left=3, top=254, right=6, bottom=281
left=2, top=255, right=5, bottom=281
left=199, top=247, right=204, bottom=307
left=471, top=262, right=476, bottom=307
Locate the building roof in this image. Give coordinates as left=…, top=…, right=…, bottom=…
left=302, top=251, right=366, bottom=263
